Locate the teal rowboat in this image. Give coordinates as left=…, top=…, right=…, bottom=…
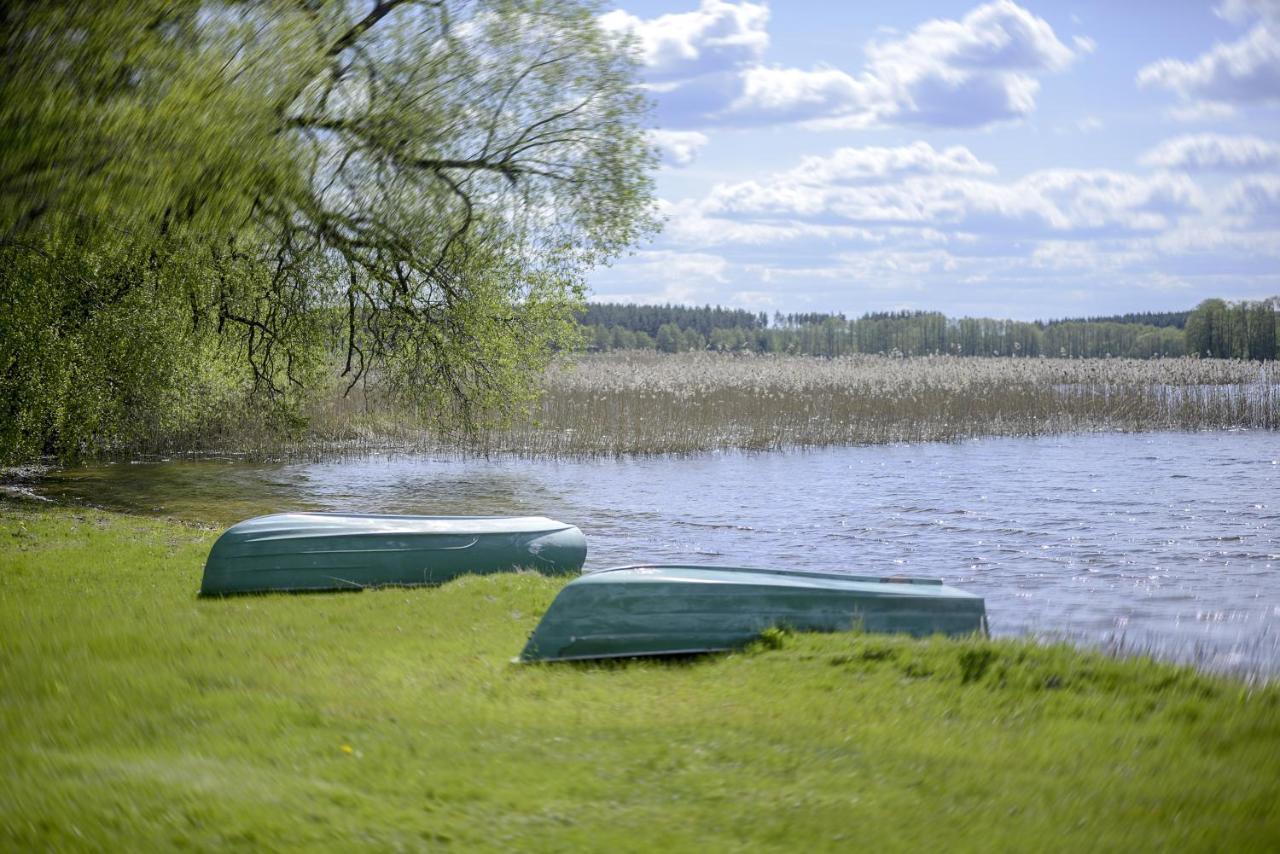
left=520, top=565, right=987, bottom=662
left=200, top=513, right=586, bottom=596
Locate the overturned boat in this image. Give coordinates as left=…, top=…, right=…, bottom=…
left=200, top=513, right=587, bottom=596
left=520, top=564, right=986, bottom=662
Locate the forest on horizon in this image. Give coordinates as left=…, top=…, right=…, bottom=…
left=579, top=297, right=1280, bottom=360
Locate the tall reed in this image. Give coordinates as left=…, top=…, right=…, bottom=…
left=120, top=353, right=1280, bottom=459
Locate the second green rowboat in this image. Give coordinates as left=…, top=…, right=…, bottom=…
left=520, top=564, right=987, bottom=662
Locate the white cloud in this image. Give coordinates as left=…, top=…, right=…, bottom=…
left=1166, top=101, right=1238, bottom=122
left=1137, top=23, right=1280, bottom=107
left=1141, top=133, right=1280, bottom=171
left=648, top=130, right=710, bottom=167
left=833, top=248, right=960, bottom=278
left=870, top=1, right=1076, bottom=73
left=855, top=0, right=1083, bottom=128
left=612, top=249, right=728, bottom=283
left=728, top=289, right=779, bottom=308
left=599, top=1, right=768, bottom=82
left=590, top=249, right=730, bottom=304
left=1030, top=241, right=1142, bottom=273
left=1156, top=221, right=1280, bottom=255
left=646, top=64, right=872, bottom=130
left=1017, top=169, right=1200, bottom=232
left=662, top=198, right=885, bottom=246
left=1216, top=0, right=1280, bottom=24
left=589, top=3, right=1279, bottom=316
left=784, top=142, right=997, bottom=186
left=723, top=65, right=872, bottom=125
left=1225, top=174, right=1280, bottom=226
left=603, top=200, right=1279, bottom=316
left=696, top=148, right=1200, bottom=238
left=612, top=1, right=1087, bottom=130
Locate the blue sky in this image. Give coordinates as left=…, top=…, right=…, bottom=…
left=588, top=0, right=1280, bottom=320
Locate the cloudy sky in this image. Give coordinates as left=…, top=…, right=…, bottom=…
left=587, top=0, right=1280, bottom=320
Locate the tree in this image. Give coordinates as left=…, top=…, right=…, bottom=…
left=1185, top=298, right=1275, bottom=359
left=1185, top=299, right=1228, bottom=357
left=1244, top=300, right=1277, bottom=361
left=1, top=1, right=656, bottom=460
left=1130, top=327, right=1186, bottom=358
left=655, top=323, right=681, bottom=353
left=681, top=327, right=706, bottom=352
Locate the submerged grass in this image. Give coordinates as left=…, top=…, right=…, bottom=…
left=3, top=501, right=1279, bottom=850
left=124, top=353, right=1278, bottom=459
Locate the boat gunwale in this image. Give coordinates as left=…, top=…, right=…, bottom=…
left=213, top=513, right=578, bottom=542
left=514, top=645, right=736, bottom=664
left=230, top=512, right=568, bottom=523
left=581, top=563, right=961, bottom=589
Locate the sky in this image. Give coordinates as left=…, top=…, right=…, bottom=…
left=586, top=0, right=1280, bottom=320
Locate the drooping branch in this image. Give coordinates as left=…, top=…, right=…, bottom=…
left=325, top=1, right=418, bottom=57
left=249, top=0, right=654, bottom=414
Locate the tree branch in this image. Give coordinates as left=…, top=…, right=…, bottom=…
left=326, top=1, right=415, bottom=57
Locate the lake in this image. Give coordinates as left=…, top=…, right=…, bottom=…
left=37, top=430, right=1280, bottom=678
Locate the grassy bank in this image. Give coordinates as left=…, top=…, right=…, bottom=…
left=133, top=353, right=1279, bottom=459
left=2, top=502, right=1278, bottom=850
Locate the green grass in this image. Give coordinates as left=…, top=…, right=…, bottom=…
left=2, top=502, right=1279, bottom=851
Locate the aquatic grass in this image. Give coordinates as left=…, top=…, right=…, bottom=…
left=500, top=353, right=1278, bottom=455
left=469, top=352, right=1277, bottom=455
left=2, top=502, right=1279, bottom=850
left=108, top=353, right=1279, bottom=460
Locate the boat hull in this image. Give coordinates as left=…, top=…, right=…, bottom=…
left=200, top=513, right=587, bottom=596
left=520, top=565, right=987, bottom=662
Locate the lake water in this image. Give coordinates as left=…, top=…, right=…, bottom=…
left=38, top=431, right=1280, bottom=678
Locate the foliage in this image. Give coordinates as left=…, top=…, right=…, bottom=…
left=579, top=300, right=1280, bottom=359
left=2, top=503, right=1278, bottom=850
left=1040, top=310, right=1192, bottom=329
left=583, top=308, right=1201, bottom=358
left=654, top=322, right=705, bottom=353
left=0, top=1, right=656, bottom=462
left=580, top=302, right=768, bottom=336
left=1185, top=297, right=1279, bottom=360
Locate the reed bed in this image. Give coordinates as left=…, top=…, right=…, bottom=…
left=498, top=352, right=1278, bottom=455
left=132, top=353, right=1278, bottom=459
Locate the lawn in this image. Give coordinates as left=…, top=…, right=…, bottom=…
left=2, top=501, right=1278, bottom=851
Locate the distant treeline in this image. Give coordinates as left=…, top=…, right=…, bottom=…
left=1039, top=310, right=1191, bottom=329
left=579, top=303, right=768, bottom=336
left=579, top=300, right=1278, bottom=359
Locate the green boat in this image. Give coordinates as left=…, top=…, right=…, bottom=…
left=520, top=564, right=987, bottom=662
left=200, top=513, right=587, bottom=596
